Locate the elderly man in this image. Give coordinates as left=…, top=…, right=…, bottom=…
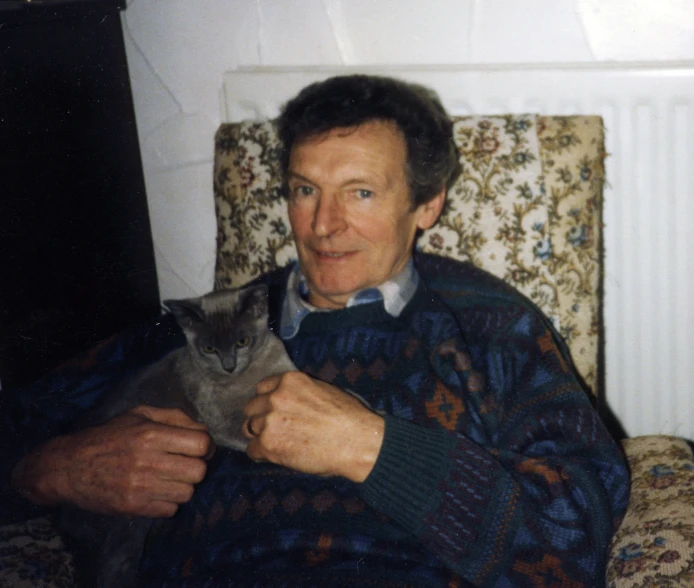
left=6, top=75, right=629, bottom=587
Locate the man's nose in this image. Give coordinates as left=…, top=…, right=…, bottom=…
left=312, top=193, right=347, bottom=237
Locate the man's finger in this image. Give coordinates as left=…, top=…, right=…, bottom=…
left=158, top=427, right=213, bottom=459
left=255, top=374, right=282, bottom=395
left=244, top=391, right=270, bottom=418
left=131, top=405, right=208, bottom=431
left=150, top=479, right=198, bottom=505
left=145, top=500, right=181, bottom=519
left=245, top=438, right=268, bottom=464
left=152, top=453, right=208, bottom=484
left=125, top=410, right=213, bottom=459
left=242, top=415, right=266, bottom=440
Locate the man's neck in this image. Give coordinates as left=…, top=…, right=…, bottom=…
left=280, top=260, right=419, bottom=340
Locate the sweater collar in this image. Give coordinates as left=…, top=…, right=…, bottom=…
left=280, top=260, right=419, bottom=340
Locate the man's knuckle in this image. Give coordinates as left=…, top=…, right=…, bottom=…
left=134, top=426, right=159, bottom=447
left=192, top=460, right=207, bottom=482
left=259, top=428, right=282, bottom=455
left=129, top=453, right=150, bottom=473
left=180, top=485, right=195, bottom=503
left=121, top=491, right=142, bottom=513
left=263, top=411, right=278, bottom=429
left=159, top=503, right=178, bottom=518
left=126, top=470, right=146, bottom=492
left=267, top=393, right=282, bottom=410
left=199, top=433, right=213, bottom=456
left=282, top=371, right=304, bottom=386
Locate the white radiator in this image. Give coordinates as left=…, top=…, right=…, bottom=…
left=222, top=64, right=694, bottom=439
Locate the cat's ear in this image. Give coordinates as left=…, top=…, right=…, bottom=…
left=239, top=284, right=268, bottom=319
left=163, top=298, right=206, bottom=329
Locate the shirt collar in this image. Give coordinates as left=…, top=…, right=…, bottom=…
left=280, top=260, right=419, bottom=340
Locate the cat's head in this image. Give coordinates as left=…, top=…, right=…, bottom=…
left=163, top=284, right=271, bottom=376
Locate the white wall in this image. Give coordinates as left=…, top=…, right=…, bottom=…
left=120, top=0, right=694, bottom=437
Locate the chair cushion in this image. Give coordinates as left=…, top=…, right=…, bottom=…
left=213, top=114, right=605, bottom=395
left=607, top=436, right=694, bottom=587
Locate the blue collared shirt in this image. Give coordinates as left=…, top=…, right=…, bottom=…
left=280, top=260, right=420, bottom=340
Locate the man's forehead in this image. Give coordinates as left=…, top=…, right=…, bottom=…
left=288, top=121, right=407, bottom=184
left=296, top=118, right=403, bottom=144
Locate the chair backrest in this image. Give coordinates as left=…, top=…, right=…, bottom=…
left=213, top=115, right=606, bottom=396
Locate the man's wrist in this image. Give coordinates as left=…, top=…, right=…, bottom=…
left=345, top=411, right=385, bottom=484
left=11, top=438, right=68, bottom=507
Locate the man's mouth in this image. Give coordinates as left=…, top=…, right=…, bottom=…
left=314, top=250, right=354, bottom=259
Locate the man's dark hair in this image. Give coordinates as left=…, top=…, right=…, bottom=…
left=276, top=74, right=461, bottom=207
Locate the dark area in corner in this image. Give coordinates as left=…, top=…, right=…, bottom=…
left=0, top=0, right=160, bottom=389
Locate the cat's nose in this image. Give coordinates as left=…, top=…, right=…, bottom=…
left=221, top=358, right=236, bottom=373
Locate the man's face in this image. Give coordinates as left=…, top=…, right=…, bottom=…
left=287, top=120, right=444, bottom=309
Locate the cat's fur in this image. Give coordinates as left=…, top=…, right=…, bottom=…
left=58, top=284, right=296, bottom=588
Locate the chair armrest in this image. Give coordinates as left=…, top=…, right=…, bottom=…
left=0, top=516, right=74, bottom=587
left=607, top=435, right=694, bottom=587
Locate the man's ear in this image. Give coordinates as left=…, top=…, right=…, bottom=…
left=415, top=189, right=446, bottom=231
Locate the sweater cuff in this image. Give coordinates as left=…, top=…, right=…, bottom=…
left=359, top=415, right=455, bottom=536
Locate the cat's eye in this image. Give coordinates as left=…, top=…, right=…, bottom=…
left=235, top=337, right=250, bottom=348
left=203, top=345, right=216, bottom=354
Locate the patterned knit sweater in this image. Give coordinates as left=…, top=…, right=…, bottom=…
left=1, top=254, right=629, bottom=587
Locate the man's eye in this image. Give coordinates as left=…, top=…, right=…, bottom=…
left=292, top=185, right=314, bottom=197
left=203, top=345, right=216, bottom=354
left=357, top=189, right=373, bottom=199
left=236, top=337, right=250, bottom=348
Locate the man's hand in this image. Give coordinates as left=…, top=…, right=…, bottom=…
left=243, top=372, right=384, bottom=483
left=12, top=406, right=213, bottom=518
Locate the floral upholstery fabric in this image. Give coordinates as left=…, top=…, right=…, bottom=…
left=0, top=516, right=74, bottom=587
left=214, top=115, right=605, bottom=395
left=607, top=436, right=694, bottom=587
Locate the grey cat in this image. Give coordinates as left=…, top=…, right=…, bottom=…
left=58, top=283, right=295, bottom=588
